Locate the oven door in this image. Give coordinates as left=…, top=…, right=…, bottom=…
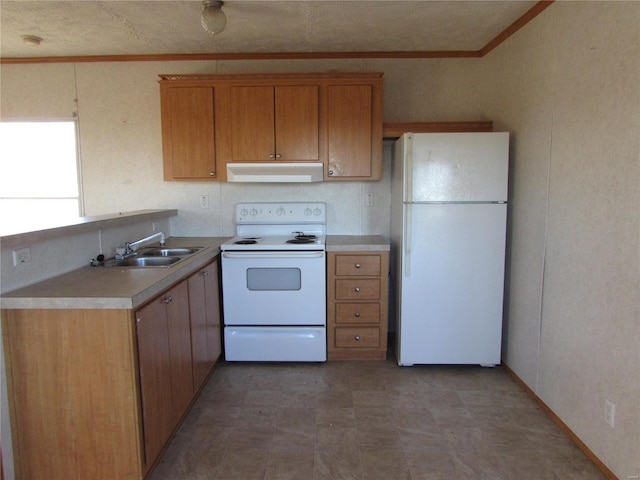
left=221, top=250, right=326, bottom=326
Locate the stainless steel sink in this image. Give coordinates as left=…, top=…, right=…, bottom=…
left=103, top=246, right=205, bottom=268
left=105, top=256, right=182, bottom=267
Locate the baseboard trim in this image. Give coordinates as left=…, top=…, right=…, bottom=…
left=502, top=363, right=618, bottom=480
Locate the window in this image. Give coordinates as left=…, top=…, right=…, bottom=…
left=0, top=121, right=82, bottom=234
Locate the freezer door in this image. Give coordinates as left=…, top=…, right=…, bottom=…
left=397, top=203, right=506, bottom=366
left=406, top=132, right=509, bottom=203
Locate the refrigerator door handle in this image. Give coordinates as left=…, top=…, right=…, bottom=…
left=404, top=204, right=412, bottom=277
left=404, top=134, right=413, bottom=203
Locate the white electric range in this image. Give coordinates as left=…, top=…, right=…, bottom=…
left=220, top=202, right=327, bottom=362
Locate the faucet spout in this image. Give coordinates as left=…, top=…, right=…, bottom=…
left=124, top=231, right=165, bottom=256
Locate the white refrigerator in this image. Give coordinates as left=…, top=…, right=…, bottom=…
left=391, top=132, right=509, bottom=366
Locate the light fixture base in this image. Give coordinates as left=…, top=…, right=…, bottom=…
left=21, top=35, right=43, bottom=46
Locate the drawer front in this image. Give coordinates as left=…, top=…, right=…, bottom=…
left=335, top=279, right=380, bottom=300
left=335, top=303, right=380, bottom=324
left=335, top=327, right=380, bottom=348
left=335, top=255, right=381, bottom=276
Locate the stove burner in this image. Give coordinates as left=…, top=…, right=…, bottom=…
left=292, top=232, right=317, bottom=241
left=286, top=238, right=316, bottom=244
left=234, top=239, right=258, bottom=245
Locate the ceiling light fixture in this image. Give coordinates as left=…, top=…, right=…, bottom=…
left=201, top=1, right=227, bottom=35
left=21, top=35, right=43, bottom=46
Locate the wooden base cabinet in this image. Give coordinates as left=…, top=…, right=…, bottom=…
left=136, top=280, right=193, bottom=467
left=2, top=308, right=144, bottom=480
left=327, top=251, right=389, bottom=360
left=188, top=258, right=222, bottom=391
left=2, top=258, right=222, bottom=480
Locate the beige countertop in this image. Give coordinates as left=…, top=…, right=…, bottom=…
left=1, top=237, right=229, bottom=310
left=326, top=235, right=390, bottom=251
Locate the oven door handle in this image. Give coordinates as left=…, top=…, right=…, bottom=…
left=222, top=252, right=325, bottom=259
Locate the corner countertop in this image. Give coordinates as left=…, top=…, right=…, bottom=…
left=1, top=237, right=230, bottom=310
left=326, top=235, right=390, bottom=252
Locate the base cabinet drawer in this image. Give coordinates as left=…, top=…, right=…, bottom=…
left=335, top=255, right=381, bottom=276
left=335, top=303, right=380, bottom=324
left=335, top=327, right=380, bottom=348
left=335, top=279, right=380, bottom=300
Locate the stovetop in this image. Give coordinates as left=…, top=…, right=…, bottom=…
left=221, top=234, right=326, bottom=251
left=221, top=202, right=327, bottom=251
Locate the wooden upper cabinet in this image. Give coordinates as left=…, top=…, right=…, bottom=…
left=160, top=85, right=216, bottom=180
left=327, top=84, right=375, bottom=179
left=229, top=85, right=319, bottom=162
left=158, top=73, right=383, bottom=182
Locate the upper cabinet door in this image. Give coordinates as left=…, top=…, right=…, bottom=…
left=275, top=85, right=319, bottom=161
left=229, top=85, right=319, bottom=162
left=161, top=86, right=216, bottom=180
left=327, top=84, right=382, bottom=180
left=230, top=86, right=275, bottom=161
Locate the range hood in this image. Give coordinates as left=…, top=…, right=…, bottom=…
left=226, top=163, right=324, bottom=183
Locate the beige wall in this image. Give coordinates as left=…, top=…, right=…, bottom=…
left=1, top=2, right=638, bottom=478
left=475, top=2, right=640, bottom=478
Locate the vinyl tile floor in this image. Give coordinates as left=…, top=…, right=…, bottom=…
left=149, top=355, right=607, bottom=480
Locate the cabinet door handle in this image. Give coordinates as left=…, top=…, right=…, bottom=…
left=355, top=335, right=361, bottom=341
left=355, top=312, right=361, bottom=317
left=202, top=270, right=209, bottom=276
left=275, top=154, right=281, bottom=159
left=209, top=171, right=216, bottom=177
left=354, top=287, right=360, bottom=293
left=163, top=296, right=172, bottom=304
left=328, top=170, right=334, bottom=176
left=268, top=154, right=275, bottom=159
left=355, top=263, right=361, bottom=268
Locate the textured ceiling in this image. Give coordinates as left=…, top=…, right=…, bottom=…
left=0, top=1, right=538, bottom=59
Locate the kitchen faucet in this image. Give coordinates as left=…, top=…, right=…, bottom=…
left=119, top=231, right=165, bottom=258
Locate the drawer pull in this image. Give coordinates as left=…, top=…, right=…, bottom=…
left=355, top=335, right=361, bottom=341
left=355, top=263, right=361, bottom=268
left=355, top=287, right=360, bottom=293
left=355, top=312, right=361, bottom=317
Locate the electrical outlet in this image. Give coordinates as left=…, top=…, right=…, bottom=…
left=605, top=399, right=615, bottom=428
left=200, top=195, right=209, bottom=209
left=12, top=247, right=32, bottom=266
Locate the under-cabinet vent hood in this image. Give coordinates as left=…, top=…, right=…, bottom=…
left=226, top=163, right=324, bottom=183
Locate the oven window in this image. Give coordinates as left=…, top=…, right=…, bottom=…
left=247, top=268, right=301, bottom=291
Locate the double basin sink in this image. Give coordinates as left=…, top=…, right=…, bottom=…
left=104, top=246, right=204, bottom=268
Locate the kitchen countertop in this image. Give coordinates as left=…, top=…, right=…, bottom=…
left=326, top=235, right=390, bottom=252
left=0, top=237, right=229, bottom=310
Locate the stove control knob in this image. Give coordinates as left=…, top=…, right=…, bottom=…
left=250, top=208, right=258, bottom=216
left=276, top=207, right=286, bottom=216
left=240, top=208, right=249, bottom=217
left=304, top=208, right=312, bottom=216
left=313, top=207, right=322, bottom=216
